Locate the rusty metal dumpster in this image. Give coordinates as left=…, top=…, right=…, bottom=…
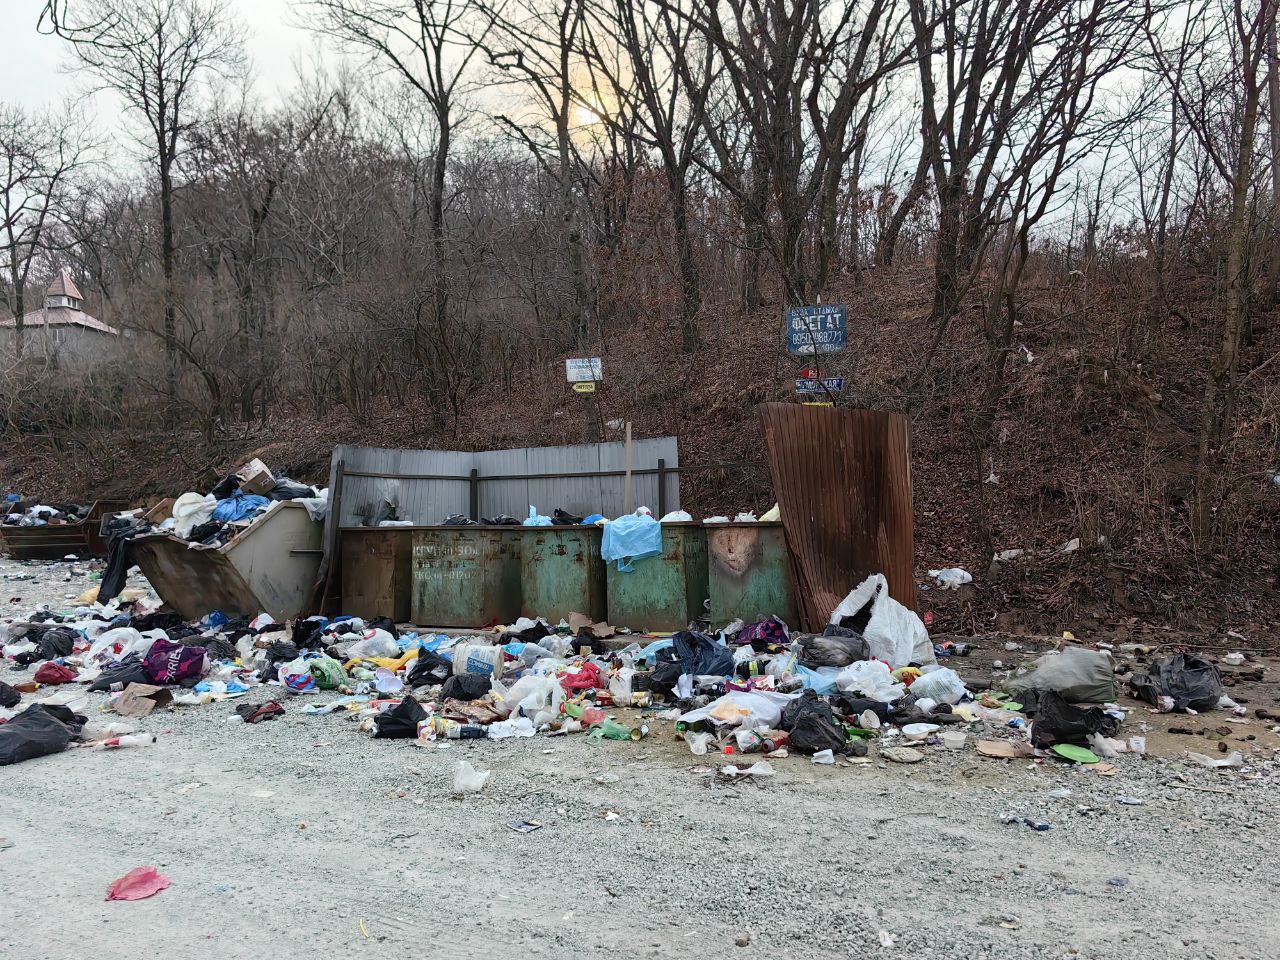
left=706, top=522, right=797, bottom=626
left=130, top=502, right=323, bottom=621
left=411, top=527, right=522, bottom=627
left=605, top=521, right=707, bottom=632
left=519, top=526, right=606, bottom=623
left=340, top=526, right=415, bottom=622
left=1, top=500, right=129, bottom=561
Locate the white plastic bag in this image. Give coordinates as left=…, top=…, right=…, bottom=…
left=87, top=627, right=147, bottom=663
left=453, top=760, right=491, bottom=793
left=829, top=574, right=932, bottom=667
left=835, top=660, right=905, bottom=702
left=609, top=667, right=635, bottom=705
left=487, top=716, right=535, bottom=739
left=500, top=674, right=563, bottom=718
left=676, top=690, right=796, bottom=729
left=346, top=629, right=399, bottom=660
left=685, top=731, right=713, bottom=755
left=928, top=568, right=973, bottom=590
left=908, top=666, right=967, bottom=705
left=659, top=510, right=693, bottom=523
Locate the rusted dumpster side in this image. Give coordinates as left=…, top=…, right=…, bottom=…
left=340, top=526, right=415, bottom=622
left=2, top=499, right=130, bottom=561
left=411, top=526, right=522, bottom=627
left=706, top=522, right=797, bottom=626
left=131, top=502, right=323, bottom=621
left=519, top=526, right=606, bottom=624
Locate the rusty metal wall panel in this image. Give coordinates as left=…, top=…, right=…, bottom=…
left=340, top=528, right=414, bottom=621
left=411, top=528, right=522, bottom=627
left=519, top=527, right=606, bottom=623
left=758, top=404, right=915, bottom=631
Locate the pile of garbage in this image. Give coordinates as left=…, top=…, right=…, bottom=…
left=94, top=459, right=327, bottom=605
left=2, top=499, right=92, bottom=528
left=0, top=568, right=1254, bottom=774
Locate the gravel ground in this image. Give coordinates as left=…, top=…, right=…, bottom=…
left=1, top=561, right=1277, bottom=960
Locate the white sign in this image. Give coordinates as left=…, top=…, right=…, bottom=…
left=565, top=357, right=603, bottom=382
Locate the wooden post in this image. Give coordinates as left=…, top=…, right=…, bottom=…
left=623, top=422, right=634, bottom=514
left=656, top=458, right=667, bottom=518
left=469, top=468, right=479, bottom=521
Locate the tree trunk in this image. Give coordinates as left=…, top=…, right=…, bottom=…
left=671, top=180, right=702, bottom=350
left=878, top=148, right=930, bottom=267
left=161, top=156, right=177, bottom=402
left=1267, top=17, right=1280, bottom=304
left=1193, top=53, right=1263, bottom=538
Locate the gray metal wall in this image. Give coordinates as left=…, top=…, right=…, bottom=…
left=329, top=439, right=680, bottom=528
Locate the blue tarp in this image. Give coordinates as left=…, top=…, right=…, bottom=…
left=601, top=513, right=662, bottom=572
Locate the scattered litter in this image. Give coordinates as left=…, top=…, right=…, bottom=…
left=508, top=820, right=543, bottom=833
left=1002, top=816, right=1051, bottom=832
left=452, top=760, right=491, bottom=794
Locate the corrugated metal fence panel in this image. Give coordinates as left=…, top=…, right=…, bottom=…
left=331, top=438, right=680, bottom=528
left=758, top=404, right=915, bottom=631
left=332, top=445, right=472, bottom=526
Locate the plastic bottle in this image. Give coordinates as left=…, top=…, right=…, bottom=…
left=445, top=724, right=486, bottom=739
left=102, top=733, right=156, bottom=749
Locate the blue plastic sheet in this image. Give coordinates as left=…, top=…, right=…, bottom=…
left=523, top=506, right=553, bottom=527
left=601, top=513, right=662, bottom=572
left=211, top=493, right=269, bottom=522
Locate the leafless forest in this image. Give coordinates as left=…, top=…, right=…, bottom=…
left=2, top=0, right=1277, bottom=636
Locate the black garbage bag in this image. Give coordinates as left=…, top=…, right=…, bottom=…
left=0, top=703, right=85, bottom=766
left=830, top=692, right=890, bottom=720
left=87, top=654, right=151, bottom=692
left=98, top=517, right=150, bottom=604
left=131, top=611, right=187, bottom=633
left=210, top=472, right=241, bottom=499
left=373, top=695, right=428, bottom=739
left=188, top=635, right=238, bottom=662
left=1129, top=654, right=1223, bottom=713
left=673, top=631, right=733, bottom=677
left=780, top=690, right=848, bottom=754
left=795, top=631, right=870, bottom=668
left=553, top=508, right=585, bottom=525
left=442, top=514, right=477, bottom=525
left=12, top=625, right=79, bottom=666
left=1030, top=691, right=1120, bottom=749
left=0, top=679, right=20, bottom=708
left=291, top=618, right=326, bottom=649
left=267, top=477, right=314, bottom=501
left=407, top=651, right=453, bottom=688
left=440, top=674, right=491, bottom=702
left=482, top=515, right=521, bottom=525
left=649, top=660, right=683, bottom=696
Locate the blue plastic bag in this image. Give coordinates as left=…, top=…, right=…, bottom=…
left=523, top=506, right=553, bottom=527
left=211, top=493, right=269, bottom=522
left=601, top=513, right=662, bottom=572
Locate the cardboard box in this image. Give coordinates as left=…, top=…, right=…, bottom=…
left=236, top=458, right=276, bottom=497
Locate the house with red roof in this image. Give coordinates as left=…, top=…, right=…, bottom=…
left=0, top=268, right=120, bottom=363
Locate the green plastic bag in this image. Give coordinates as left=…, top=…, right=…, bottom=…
left=309, top=655, right=349, bottom=690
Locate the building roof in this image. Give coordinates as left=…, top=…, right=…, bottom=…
left=0, top=306, right=118, bottom=336
left=46, top=268, right=83, bottom=301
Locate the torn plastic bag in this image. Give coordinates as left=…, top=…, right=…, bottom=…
left=1129, top=654, right=1223, bottom=713
left=500, top=674, right=564, bottom=719
left=828, top=574, right=932, bottom=668
left=677, top=690, right=796, bottom=729
left=1004, top=646, right=1116, bottom=704
left=734, top=617, right=789, bottom=648
left=907, top=666, right=968, bottom=705
left=795, top=631, right=870, bottom=667
left=373, top=695, right=428, bottom=738
left=1030, top=690, right=1120, bottom=749
left=835, top=659, right=906, bottom=702
left=87, top=654, right=151, bottom=693
left=346, top=629, right=399, bottom=660
left=780, top=689, right=849, bottom=754
left=407, top=651, right=453, bottom=688
left=0, top=679, right=19, bottom=708
left=600, top=512, right=662, bottom=571
left=278, top=657, right=318, bottom=693
left=0, top=703, right=85, bottom=766
left=673, top=631, right=734, bottom=677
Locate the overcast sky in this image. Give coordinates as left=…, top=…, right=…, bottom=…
left=3, top=0, right=316, bottom=128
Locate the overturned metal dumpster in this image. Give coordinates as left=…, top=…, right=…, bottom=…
left=1, top=500, right=130, bottom=561
left=131, top=502, right=323, bottom=622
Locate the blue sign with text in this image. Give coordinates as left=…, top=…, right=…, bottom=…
left=785, top=305, right=847, bottom=355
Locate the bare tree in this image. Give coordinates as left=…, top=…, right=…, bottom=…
left=1146, top=0, right=1278, bottom=538
left=0, top=102, right=93, bottom=360
left=44, top=0, right=243, bottom=400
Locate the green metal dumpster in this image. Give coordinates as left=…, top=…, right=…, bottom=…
left=706, top=522, right=797, bottom=626
left=411, top=527, right=522, bottom=627
left=605, top=521, right=707, bottom=632
left=520, top=526, right=606, bottom=623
